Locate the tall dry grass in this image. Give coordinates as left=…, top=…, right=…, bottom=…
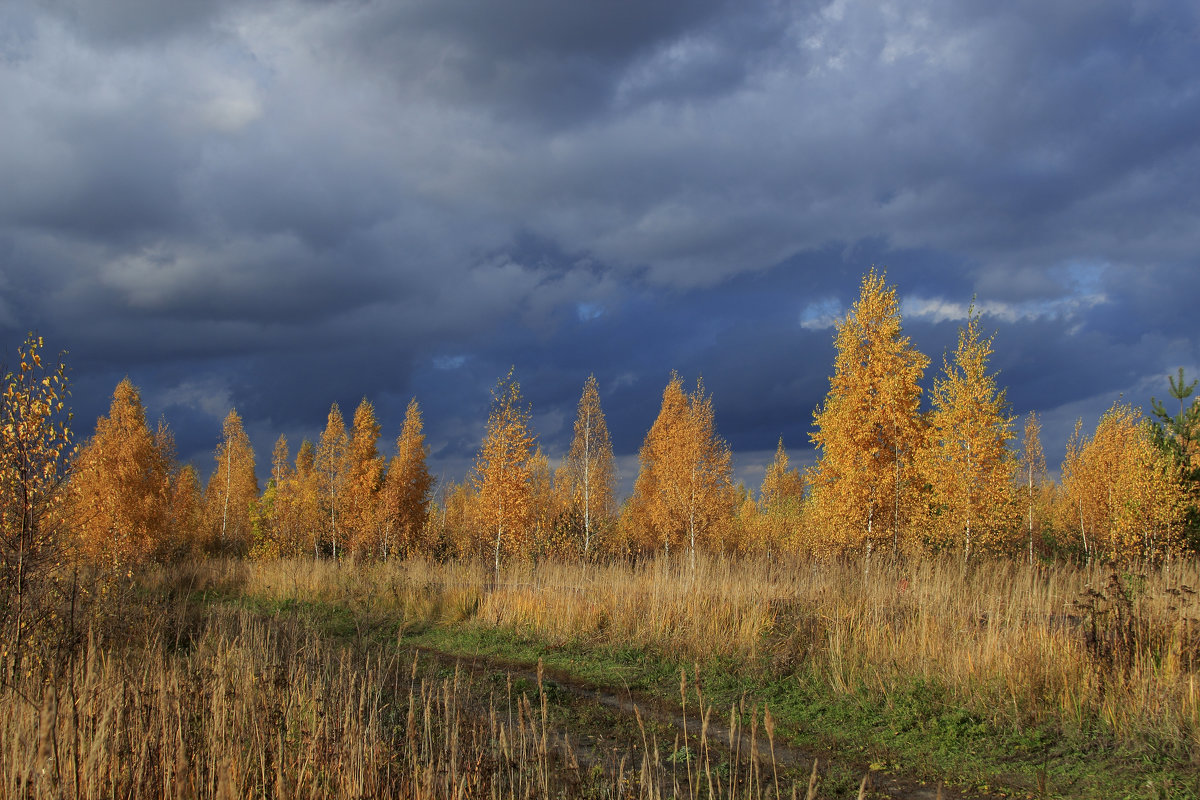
left=2, top=593, right=821, bottom=799
left=231, top=554, right=1200, bottom=760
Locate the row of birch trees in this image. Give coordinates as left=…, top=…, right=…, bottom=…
left=64, top=385, right=437, bottom=565
left=447, top=266, right=1195, bottom=565
left=802, top=269, right=1194, bottom=564
left=5, top=269, right=1198, bottom=576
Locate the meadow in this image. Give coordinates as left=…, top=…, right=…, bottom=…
left=5, top=553, right=1199, bottom=799
left=2, top=598, right=811, bottom=799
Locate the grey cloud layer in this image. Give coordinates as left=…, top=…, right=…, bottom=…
left=1, top=0, right=1197, bottom=481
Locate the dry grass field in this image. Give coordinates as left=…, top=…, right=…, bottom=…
left=2, top=577, right=823, bottom=799
left=230, top=554, right=1200, bottom=762
left=4, top=553, right=1199, bottom=798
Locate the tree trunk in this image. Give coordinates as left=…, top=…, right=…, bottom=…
left=221, top=445, right=231, bottom=548
left=1079, top=501, right=1089, bottom=563
left=689, top=465, right=697, bottom=573
left=10, top=534, right=26, bottom=686
left=864, top=505, right=873, bottom=577
left=893, top=453, right=900, bottom=558
left=964, top=437, right=972, bottom=564
left=330, top=491, right=337, bottom=560
left=583, top=409, right=591, bottom=555
left=494, top=519, right=503, bottom=585
left=964, top=516, right=972, bottom=565
left=1027, top=467, right=1034, bottom=566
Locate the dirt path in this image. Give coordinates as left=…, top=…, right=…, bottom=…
left=404, top=643, right=998, bottom=800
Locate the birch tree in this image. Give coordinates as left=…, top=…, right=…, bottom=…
left=293, top=439, right=324, bottom=558
left=759, top=438, right=804, bottom=554
left=921, top=307, right=1016, bottom=561
left=1, top=334, right=73, bottom=679
left=807, top=269, right=928, bottom=562
left=204, top=409, right=258, bottom=555
left=1061, top=403, right=1188, bottom=562
left=70, top=378, right=172, bottom=566
left=316, top=404, right=349, bottom=558
left=472, top=369, right=536, bottom=578
left=381, top=398, right=434, bottom=558
left=563, top=375, right=616, bottom=555
left=630, top=373, right=734, bottom=567
left=343, top=399, right=385, bottom=559
left=250, top=435, right=292, bottom=559
left=1018, top=412, right=1048, bottom=564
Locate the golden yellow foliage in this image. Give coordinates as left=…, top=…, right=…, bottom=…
left=248, top=436, right=290, bottom=559
left=1, top=333, right=74, bottom=671
left=920, top=307, right=1017, bottom=560
left=527, top=446, right=568, bottom=558
left=563, top=375, right=616, bottom=556
left=727, top=487, right=761, bottom=556
left=380, top=398, right=435, bottom=558
left=167, top=463, right=204, bottom=559
left=472, top=369, right=537, bottom=576
left=807, top=268, right=928, bottom=560
left=433, top=480, right=478, bottom=560
left=1, top=334, right=72, bottom=558
left=150, top=421, right=203, bottom=559
left=1061, top=403, right=1189, bottom=562
left=343, top=399, right=385, bottom=560
left=250, top=435, right=323, bottom=559
left=203, top=408, right=259, bottom=555
left=70, top=378, right=173, bottom=567
left=292, top=438, right=323, bottom=557
left=316, top=403, right=349, bottom=558
left=1018, top=411, right=1050, bottom=564
left=630, top=373, right=734, bottom=565
left=757, top=438, right=804, bottom=554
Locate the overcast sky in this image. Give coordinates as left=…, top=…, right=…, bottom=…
left=2, top=0, right=1198, bottom=492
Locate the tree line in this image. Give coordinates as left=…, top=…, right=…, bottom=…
left=3, top=270, right=1198, bottom=591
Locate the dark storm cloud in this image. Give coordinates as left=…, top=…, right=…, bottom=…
left=41, top=0, right=237, bottom=44
left=332, top=0, right=793, bottom=126
left=2, top=0, right=1198, bottom=490
left=4, top=114, right=191, bottom=241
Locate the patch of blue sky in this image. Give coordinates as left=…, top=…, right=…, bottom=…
left=576, top=302, right=605, bottom=321
left=798, top=297, right=842, bottom=330
left=432, top=355, right=468, bottom=370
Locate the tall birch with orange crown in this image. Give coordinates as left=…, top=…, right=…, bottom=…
left=342, top=399, right=385, bottom=559
left=293, top=439, right=323, bottom=557
left=1060, top=403, right=1187, bottom=562
left=249, top=435, right=293, bottom=559
left=630, top=372, right=734, bottom=567
left=316, top=404, right=348, bottom=558
left=203, top=409, right=258, bottom=555
left=563, top=375, right=616, bottom=556
left=1059, top=418, right=1093, bottom=561
left=472, top=369, right=536, bottom=579
left=1018, top=412, right=1048, bottom=564
left=380, top=398, right=434, bottom=558
left=70, top=378, right=173, bottom=566
left=759, top=438, right=804, bottom=552
left=921, top=307, right=1016, bottom=561
left=808, top=269, right=928, bottom=562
